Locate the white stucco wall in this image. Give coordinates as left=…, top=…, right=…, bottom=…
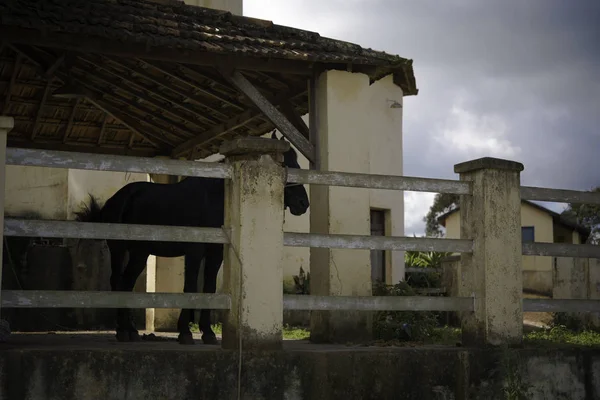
left=5, top=166, right=69, bottom=219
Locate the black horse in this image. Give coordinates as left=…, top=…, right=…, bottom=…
left=75, top=134, right=309, bottom=345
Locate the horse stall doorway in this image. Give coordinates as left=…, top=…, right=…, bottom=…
left=370, top=209, right=389, bottom=284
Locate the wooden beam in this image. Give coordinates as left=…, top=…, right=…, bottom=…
left=7, top=137, right=159, bottom=157
left=70, top=66, right=195, bottom=142
left=79, top=55, right=218, bottom=127
left=225, top=70, right=315, bottom=163
left=171, top=88, right=309, bottom=158
left=171, top=109, right=262, bottom=158
left=279, top=99, right=309, bottom=140
left=62, top=97, right=80, bottom=143
left=59, top=70, right=180, bottom=147
left=106, top=57, right=232, bottom=119
left=8, top=43, right=166, bottom=150
left=44, top=53, right=65, bottom=78
left=30, top=78, right=52, bottom=140
left=139, top=59, right=245, bottom=113
left=97, top=113, right=108, bottom=145
left=2, top=53, right=22, bottom=114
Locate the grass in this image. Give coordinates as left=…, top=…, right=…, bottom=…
left=190, top=323, right=310, bottom=340
left=523, top=325, right=600, bottom=348
left=189, top=323, right=600, bottom=348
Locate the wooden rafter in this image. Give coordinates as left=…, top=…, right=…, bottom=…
left=79, top=55, right=218, bottom=127
left=279, top=99, right=309, bottom=140
left=1, top=26, right=317, bottom=76
left=171, top=109, right=262, bottom=158
left=8, top=43, right=167, bottom=150
left=70, top=66, right=196, bottom=141
left=7, top=137, right=158, bottom=157
left=224, top=70, right=315, bottom=163
left=140, top=59, right=246, bottom=112
left=2, top=53, right=22, bottom=114
left=31, top=78, right=53, bottom=140
left=62, top=97, right=80, bottom=143
left=177, top=64, right=234, bottom=94
left=97, top=114, right=108, bottom=145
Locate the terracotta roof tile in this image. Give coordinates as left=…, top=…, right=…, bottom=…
left=0, top=0, right=417, bottom=95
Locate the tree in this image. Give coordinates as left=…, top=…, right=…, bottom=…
left=560, top=186, right=600, bottom=244
left=423, top=193, right=459, bottom=237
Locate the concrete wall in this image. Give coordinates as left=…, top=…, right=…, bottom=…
left=3, top=342, right=600, bottom=400
left=443, top=202, right=565, bottom=295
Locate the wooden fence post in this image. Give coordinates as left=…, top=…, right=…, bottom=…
left=220, top=137, right=288, bottom=350
left=0, top=116, right=14, bottom=342
left=455, top=157, right=524, bottom=346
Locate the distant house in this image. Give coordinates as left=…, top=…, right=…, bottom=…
left=437, top=200, right=590, bottom=295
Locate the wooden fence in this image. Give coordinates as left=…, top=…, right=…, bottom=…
left=2, top=144, right=600, bottom=347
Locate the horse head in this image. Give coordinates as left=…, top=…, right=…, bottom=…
left=271, top=131, right=310, bottom=216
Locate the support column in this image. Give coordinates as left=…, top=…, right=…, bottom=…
left=309, top=70, right=372, bottom=343
left=220, top=137, right=287, bottom=350
left=0, top=116, right=14, bottom=342
left=455, top=157, right=524, bottom=346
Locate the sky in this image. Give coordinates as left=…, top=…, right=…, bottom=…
left=244, top=0, right=600, bottom=236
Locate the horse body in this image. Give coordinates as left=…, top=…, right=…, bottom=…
left=76, top=135, right=309, bottom=345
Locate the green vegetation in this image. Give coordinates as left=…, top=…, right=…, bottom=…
left=190, top=322, right=310, bottom=340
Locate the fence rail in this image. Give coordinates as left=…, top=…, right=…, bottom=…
left=521, top=185, right=600, bottom=205
left=5, top=219, right=472, bottom=253
left=283, top=294, right=474, bottom=312
left=5, top=147, right=232, bottom=179
left=523, top=298, right=600, bottom=313
left=284, top=232, right=473, bottom=253
left=1, top=290, right=232, bottom=309
left=287, top=169, right=471, bottom=194
left=4, top=218, right=229, bottom=244
left=3, top=290, right=598, bottom=314
left=523, top=242, right=600, bottom=259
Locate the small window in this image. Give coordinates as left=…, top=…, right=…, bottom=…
left=522, top=226, right=535, bottom=242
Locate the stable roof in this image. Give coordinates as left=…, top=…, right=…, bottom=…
left=0, top=0, right=417, bottom=159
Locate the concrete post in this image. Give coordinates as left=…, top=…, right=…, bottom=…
left=220, top=137, right=288, bottom=350
left=455, top=157, right=524, bottom=346
left=309, top=70, right=372, bottom=344
left=0, top=116, right=14, bottom=341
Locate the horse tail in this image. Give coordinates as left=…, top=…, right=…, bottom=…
left=74, top=194, right=104, bottom=223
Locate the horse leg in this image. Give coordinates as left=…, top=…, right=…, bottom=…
left=177, top=246, right=205, bottom=345
left=114, top=249, right=149, bottom=342
left=198, top=244, right=223, bottom=345
left=107, top=240, right=129, bottom=341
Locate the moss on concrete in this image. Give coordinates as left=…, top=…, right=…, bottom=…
left=1, top=335, right=600, bottom=399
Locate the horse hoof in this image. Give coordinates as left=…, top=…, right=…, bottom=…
left=178, top=332, right=195, bottom=345
left=116, top=331, right=130, bottom=342
left=202, top=334, right=219, bottom=345
left=116, top=330, right=140, bottom=342
left=129, top=330, right=141, bottom=342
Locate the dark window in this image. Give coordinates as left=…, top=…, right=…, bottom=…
left=370, top=209, right=386, bottom=284
left=522, top=226, right=535, bottom=242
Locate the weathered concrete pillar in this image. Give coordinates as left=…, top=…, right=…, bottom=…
left=0, top=116, right=13, bottom=341
left=455, top=157, right=524, bottom=346
left=220, top=137, right=287, bottom=350
left=309, top=70, right=372, bottom=343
